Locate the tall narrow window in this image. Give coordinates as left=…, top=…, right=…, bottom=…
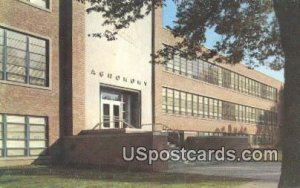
left=162, top=88, right=167, bottom=113
left=198, top=96, right=204, bottom=117
left=167, top=89, right=174, bottom=113
left=187, top=93, right=192, bottom=116
left=192, top=95, right=198, bottom=116
left=192, top=60, right=199, bottom=79
left=6, top=115, right=26, bottom=157
left=0, top=28, right=4, bottom=80
left=203, top=97, right=209, bottom=118
left=0, top=115, right=3, bottom=157
left=174, top=90, right=180, bottom=114
left=180, top=92, right=186, bottom=115
left=29, top=117, right=47, bottom=156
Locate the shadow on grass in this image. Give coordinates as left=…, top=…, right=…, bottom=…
left=0, top=165, right=250, bottom=185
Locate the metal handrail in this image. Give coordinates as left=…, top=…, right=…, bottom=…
left=93, top=119, right=136, bottom=130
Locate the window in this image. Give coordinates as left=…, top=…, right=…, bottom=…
left=213, top=99, right=219, bottom=118
left=192, top=60, right=199, bottom=79
left=222, top=69, right=231, bottom=88
left=186, top=60, right=193, bottom=78
left=180, top=92, right=186, bottom=115
left=198, top=96, right=204, bottom=117
left=174, top=90, right=180, bottom=114
left=0, top=27, right=49, bottom=87
left=203, top=97, right=209, bottom=118
left=25, top=0, right=50, bottom=9
left=173, top=54, right=180, bottom=74
left=161, top=87, right=278, bottom=125
left=0, top=114, right=47, bottom=158
left=164, top=47, right=278, bottom=101
left=209, top=98, right=214, bottom=118
left=167, top=89, right=173, bottom=113
left=0, top=116, right=2, bottom=157
left=162, top=88, right=167, bottom=113
left=187, top=93, right=192, bottom=116
left=192, top=95, right=198, bottom=116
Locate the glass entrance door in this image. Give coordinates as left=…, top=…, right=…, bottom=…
left=101, top=100, right=123, bottom=129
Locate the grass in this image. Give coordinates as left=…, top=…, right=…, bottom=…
left=0, top=165, right=250, bottom=188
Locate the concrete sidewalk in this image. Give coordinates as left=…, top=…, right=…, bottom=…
left=168, top=162, right=281, bottom=188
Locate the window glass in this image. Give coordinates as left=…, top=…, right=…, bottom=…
left=27, top=0, right=49, bottom=9
left=162, top=88, right=167, bottom=112
left=180, top=92, right=186, bottom=115
left=198, top=96, right=203, bottom=117
left=203, top=97, right=209, bottom=118
left=167, top=89, right=173, bottom=113
left=1, top=28, right=49, bottom=86
left=192, top=95, right=198, bottom=116
left=192, top=60, right=199, bottom=79
left=1, top=114, right=47, bottom=158
left=174, top=90, right=180, bottom=114
left=173, top=54, right=180, bottom=74
left=186, top=93, right=192, bottom=115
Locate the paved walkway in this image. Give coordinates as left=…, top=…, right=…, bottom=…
left=168, top=162, right=281, bottom=188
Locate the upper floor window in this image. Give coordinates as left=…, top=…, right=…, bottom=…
left=164, top=46, right=278, bottom=102
left=0, top=27, right=49, bottom=87
left=25, top=0, right=49, bottom=9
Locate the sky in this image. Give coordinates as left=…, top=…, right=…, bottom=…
left=162, top=0, right=284, bottom=82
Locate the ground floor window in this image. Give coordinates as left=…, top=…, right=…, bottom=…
left=0, top=114, right=47, bottom=157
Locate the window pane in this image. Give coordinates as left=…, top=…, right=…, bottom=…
left=28, top=0, right=48, bottom=8
left=29, top=117, right=46, bottom=125
left=30, top=149, right=46, bottom=156
left=187, top=60, right=193, bottom=78
left=30, top=140, right=46, bottom=148
left=162, top=88, right=167, bottom=112
left=0, top=140, right=2, bottom=148
left=7, top=115, right=25, bottom=123
left=7, top=132, right=26, bottom=139
left=180, top=92, right=186, bottom=115
left=173, top=54, right=180, bottom=74
left=7, top=140, right=26, bottom=148
left=29, top=69, right=45, bottom=79
left=174, top=90, right=180, bottom=114
left=167, top=89, right=173, bottom=113
left=7, top=149, right=25, bottom=156
left=186, top=94, right=192, bottom=115
left=7, top=31, right=26, bottom=42
left=30, top=77, right=46, bottom=86
left=192, top=95, right=198, bottom=116
left=198, top=96, right=203, bottom=117
left=30, top=132, right=46, bottom=140
left=30, top=125, right=46, bottom=132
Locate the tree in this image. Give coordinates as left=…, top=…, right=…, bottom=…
left=84, top=0, right=300, bottom=187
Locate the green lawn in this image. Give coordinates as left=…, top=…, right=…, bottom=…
left=0, top=165, right=249, bottom=188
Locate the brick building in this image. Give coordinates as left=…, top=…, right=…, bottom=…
left=0, top=0, right=283, bottom=166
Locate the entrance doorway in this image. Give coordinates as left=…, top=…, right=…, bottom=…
left=101, top=99, right=123, bottom=129
left=100, top=86, right=140, bottom=129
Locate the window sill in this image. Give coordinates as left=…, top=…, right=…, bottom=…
left=18, top=0, right=52, bottom=13
left=0, top=80, right=51, bottom=91
left=0, top=156, right=50, bottom=161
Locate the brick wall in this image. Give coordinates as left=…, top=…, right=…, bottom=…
left=63, top=132, right=168, bottom=171
left=0, top=0, right=61, bottom=162
left=60, top=0, right=85, bottom=136
left=185, top=136, right=250, bottom=156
